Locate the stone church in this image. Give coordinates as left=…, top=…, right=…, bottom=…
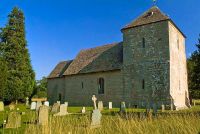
left=47, top=6, right=190, bottom=109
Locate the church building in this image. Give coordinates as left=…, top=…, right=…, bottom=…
left=47, top=6, right=190, bottom=109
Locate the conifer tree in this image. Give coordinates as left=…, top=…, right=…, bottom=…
left=0, top=7, right=35, bottom=102
left=0, top=57, right=7, bottom=100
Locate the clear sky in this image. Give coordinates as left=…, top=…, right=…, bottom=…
left=0, top=0, right=200, bottom=80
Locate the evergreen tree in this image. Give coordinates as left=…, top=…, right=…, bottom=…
left=188, top=34, right=200, bottom=99
left=0, top=7, right=35, bottom=102
left=0, top=57, right=7, bottom=101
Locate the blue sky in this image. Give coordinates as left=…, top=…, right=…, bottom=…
left=0, top=0, right=200, bottom=80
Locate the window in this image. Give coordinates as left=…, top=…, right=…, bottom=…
left=142, top=38, right=145, bottom=48
left=142, top=79, right=145, bottom=89
left=98, top=78, right=104, bottom=94
left=58, top=93, right=62, bottom=101
left=81, top=82, right=84, bottom=89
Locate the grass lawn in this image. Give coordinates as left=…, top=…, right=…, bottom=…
left=0, top=104, right=200, bottom=134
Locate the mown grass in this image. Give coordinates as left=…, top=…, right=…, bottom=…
left=0, top=104, right=200, bottom=134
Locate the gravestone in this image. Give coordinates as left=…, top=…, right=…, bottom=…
left=161, top=104, right=165, bottom=112
left=9, top=103, right=15, bottom=111
left=31, top=102, right=36, bottom=110
left=152, top=103, right=157, bottom=116
left=26, top=97, right=29, bottom=106
left=109, top=102, right=112, bottom=109
left=92, top=95, right=97, bottom=109
left=82, top=107, right=86, bottom=113
left=120, top=102, right=126, bottom=112
left=0, top=101, right=4, bottom=111
left=54, top=104, right=68, bottom=116
left=51, top=103, right=60, bottom=113
left=91, top=95, right=102, bottom=128
left=44, top=101, right=49, bottom=107
left=38, top=105, right=49, bottom=126
left=64, top=102, right=68, bottom=107
left=57, top=101, right=60, bottom=105
left=36, top=101, right=42, bottom=111
left=98, top=101, right=103, bottom=111
left=6, top=112, right=21, bottom=128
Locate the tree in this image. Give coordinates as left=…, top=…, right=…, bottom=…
left=32, top=77, right=47, bottom=98
left=0, top=7, right=35, bottom=102
left=0, top=57, right=7, bottom=100
left=187, top=34, right=200, bottom=99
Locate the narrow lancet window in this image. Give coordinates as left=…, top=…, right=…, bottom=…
left=142, top=79, right=145, bottom=89
left=98, top=78, right=104, bottom=94
left=142, top=38, right=145, bottom=48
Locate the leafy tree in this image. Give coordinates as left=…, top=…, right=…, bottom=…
left=188, top=34, right=200, bottom=99
left=0, top=7, right=35, bottom=102
left=32, top=77, right=47, bottom=98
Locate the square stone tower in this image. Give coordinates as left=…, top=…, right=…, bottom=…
left=121, top=6, right=190, bottom=109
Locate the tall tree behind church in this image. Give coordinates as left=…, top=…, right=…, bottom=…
left=0, top=7, right=35, bottom=102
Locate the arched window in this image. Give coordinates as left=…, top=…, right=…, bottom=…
left=142, top=79, right=145, bottom=89
left=98, top=78, right=104, bottom=94
left=58, top=93, right=62, bottom=101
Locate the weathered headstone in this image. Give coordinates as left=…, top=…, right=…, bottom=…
left=44, top=101, right=49, bottom=107
left=57, top=101, right=60, bottom=105
left=31, top=102, right=36, bottom=110
left=98, top=101, right=103, bottom=111
left=91, top=109, right=102, bottom=128
left=161, top=104, right=165, bottom=112
left=0, top=101, right=4, bottom=111
left=26, top=97, right=29, bottom=106
left=152, top=103, right=157, bottom=116
left=92, top=95, right=97, bottom=110
left=38, top=105, right=49, bottom=126
left=120, top=102, right=126, bottom=112
left=64, top=102, right=68, bottom=107
left=51, top=103, right=60, bottom=113
left=9, top=103, right=15, bottom=111
left=109, top=102, right=112, bottom=109
left=82, top=107, right=86, bottom=113
left=54, top=104, right=68, bottom=116
left=36, top=101, right=42, bottom=111
left=91, top=95, right=102, bottom=128
left=6, top=112, right=21, bottom=128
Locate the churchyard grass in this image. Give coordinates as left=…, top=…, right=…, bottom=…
left=0, top=104, right=200, bottom=134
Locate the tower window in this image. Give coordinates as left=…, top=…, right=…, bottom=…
left=98, top=78, right=104, bottom=94
left=142, top=79, right=145, bottom=89
left=81, top=82, right=84, bottom=89
left=142, top=38, right=145, bottom=48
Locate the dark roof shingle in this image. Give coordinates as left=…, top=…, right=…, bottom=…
left=122, top=6, right=169, bottom=30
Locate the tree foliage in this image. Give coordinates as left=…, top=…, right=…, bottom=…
left=188, top=34, right=200, bottom=99
left=32, top=77, right=47, bottom=98
left=0, top=7, right=35, bottom=102
left=0, top=57, right=7, bottom=100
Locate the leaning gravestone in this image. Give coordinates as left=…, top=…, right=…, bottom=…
left=44, top=101, right=49, bottom=107
left=36, top=101, right=42, bottom=111
left=51, top=103, right=60, bottom=113
left=98, top=101, right=103, bottom=111
left=120, top=102, right=126, bottom=112
left=91, top=95, right=102, bottom=128
left=0, top=101, right=4, bottom=111
left=31, top=102, right=36, bottom=110
left=26, top=97, right=29, bottom=106
left=38, top=105, right=49, bottom=126
left=109, top=102, right=112, bottom=109
left=6, top=112, right=21, bottom=128
left=54, top=104, right=68, bottom=116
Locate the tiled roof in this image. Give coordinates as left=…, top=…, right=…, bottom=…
left=48, top=60, right=73, bottom=78
left=122, top=6, right=170, bottom=30
left=63, top=42, right=123, bottom=75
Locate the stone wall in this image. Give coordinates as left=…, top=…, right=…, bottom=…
left=48, top=70, right=123, bottom=107
left=122, top=21, right=171, bottom=107
left=168, top=21, right=189, bottom=109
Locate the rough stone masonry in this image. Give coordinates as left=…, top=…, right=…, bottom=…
left=47, top=6, right=190, bottom=110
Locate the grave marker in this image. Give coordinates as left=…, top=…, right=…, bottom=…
left=54, top=104, right=68, bottom=116
left=120, top=102, right=126, bottom=112
left=38, top=105, right=49, bottom=126
left=6, top=112, right=21, bottom=128
left=44, top=101, right=49, bottom=107
left=51, top=103, right=60, bottom=113
left=82, top=107, right=86, bottom=113
left=98, top=101, right=103, bottom=111
left=91, top=95, right=102, bottom=128
left=36, top=101, right=42, bottom=111
left=109, top=102, right=112, bottom=109
left=31, top=102, right=36, bottom=110
left=0, top=101, right=4, bottom=111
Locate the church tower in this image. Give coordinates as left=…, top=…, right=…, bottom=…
left=121, top=6, right=190, bottom=109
